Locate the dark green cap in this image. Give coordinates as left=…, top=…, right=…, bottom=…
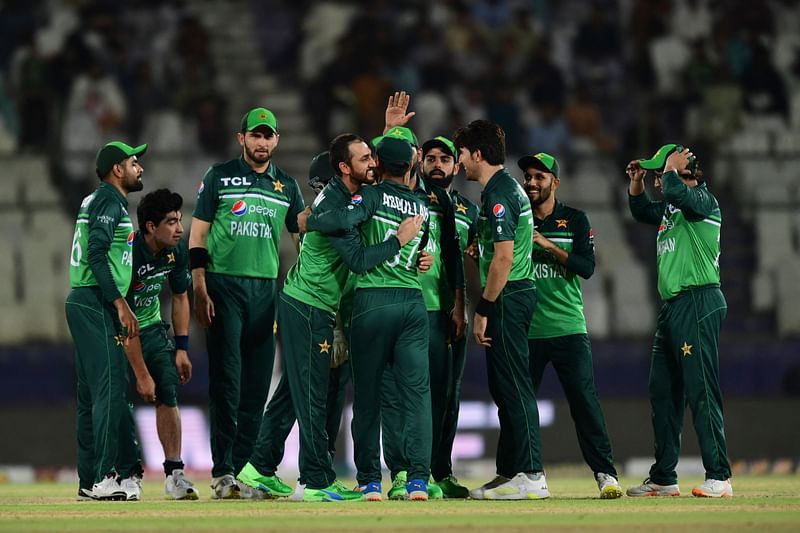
left=518, top=152, right=559, bottom=178
left=376, top=137, right=414, bottom=175
left=241, top=107, right=278, bottom=133
left=421, top=136, right=457, bottom=159
left=307, top=150, right=335, bottom=193
left=95, top=141, right=147, bottom=177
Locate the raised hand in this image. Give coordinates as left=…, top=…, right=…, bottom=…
left=385, top=91, right=416, bottom=130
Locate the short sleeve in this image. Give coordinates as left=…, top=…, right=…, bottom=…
left=167, top=240, right=191, bottom=294
left=192, top=166, right=218, bottom=222
left=484, top=189, right=519, bottom=242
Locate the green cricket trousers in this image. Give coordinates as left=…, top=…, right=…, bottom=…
left=648, top=285, right=731, bottom=484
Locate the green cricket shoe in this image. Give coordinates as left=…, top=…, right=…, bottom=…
left=437, top=475, right=470, bottom=498
left=428, top=476, right=443, bottom=499
left=303, top=480, right=364, bottom=502
left=388, top=471, right=408, bottom=500
left=236, top=462, right=293, bottom=498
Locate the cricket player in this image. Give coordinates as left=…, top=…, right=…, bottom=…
left=626, top=144, right=732, bottom=498
left=454, top=120, right=548, bottom=500
left=66, top=141, right=149, bottom=501
left=519, top=152, right=622, bottom=499
left=189, top=107, right=304, bottom=499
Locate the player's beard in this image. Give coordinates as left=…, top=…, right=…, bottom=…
left=525, top=182, right=551, bottom=207
left=355, top=165, right=377, bottom=186
left=124, top=172, right=144, bottom=193
left=425, top=169, right=453, bottom=188
left=245, top=144, right=271, bottom=166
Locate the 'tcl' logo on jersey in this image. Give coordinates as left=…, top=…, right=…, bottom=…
left=351, top=194, right=363, bottom=205
left=127, top=231, right=135, bottom=246
left=231, top=200, right=247, bottom=216
left=493, top=203, right=506, bottom=218
left=133, top=281, right=146, bottom=293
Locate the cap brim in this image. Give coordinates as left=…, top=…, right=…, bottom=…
left=517, top=155, right=552, bottom=175
left=638, top=158, right=664, bottom=170
left=421, top=139, right=456, bottom=158
left=248, top=123, right=277, bottom=134
left=129, top=144, right=148, bottom=158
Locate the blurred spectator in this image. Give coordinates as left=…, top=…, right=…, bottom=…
left=8, top=32, right=53, bottom=152
left=526, top=101, right=573, bottom=165
left=526, top=38, right=567, bottom=110
left=682, top=39, right=719, bottom=104
left=572, top=1, right=624, bottom=94
left=564, top=84, right=616, bottom=153
left=670, top=0, right=712, bottom=42
left=740, top=43, right=790, bottom=120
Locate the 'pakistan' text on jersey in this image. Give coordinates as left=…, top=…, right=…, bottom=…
left=629, top=170, right=722, bottom=300
left=477, top=169, right=535, bottom=287
left=126, top=232, right=191, bottom=329
left=70, top=182, right=135, bottom=300
left=529, top=202, right=595, bottom=339
left=193, top=157, right=304, bottom=279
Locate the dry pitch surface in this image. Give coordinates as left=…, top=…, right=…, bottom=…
left=1, top=475, right=798, bottom=532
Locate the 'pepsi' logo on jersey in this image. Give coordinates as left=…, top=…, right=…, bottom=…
left=231, top=200, right=247, bottom=216
left=351, top=194, right=363, bottom=205
left=133, top=281, right=146, bottom=293
left=127, top=231, right=135, bottom=246
left=493, top=203, right=506, bottom=218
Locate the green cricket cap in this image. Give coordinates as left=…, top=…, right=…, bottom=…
left=95, top=141, right=147, bottom=177
left=380, top=126, right=419, bottom=147
left=241, top=107, right=278, bottom=133
left=518, top=152, right=560, bottom=178
left=421, top=136, right=457, bottom=159
left=376, top=136, right=414, bottom=175
left=638, top=143, right=678, bottom=170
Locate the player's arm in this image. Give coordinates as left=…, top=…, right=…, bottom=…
left=535, top=213, right=595, bottom=279
left=661, top=149, right=715, bottom=218
left=437, top=187, right=466, bottom=339
left=189, top=218, right=214, bottom=327
left=384, top=90, right=415, bottom=131
left=171, top=291, right=192, bottom=384
left=122, top=335, right=156, bottom=404
left=88, top=198, right=138, bottom=337
left=304, top=201, right=373, bottom=235
left=284, top=180, right=305, bottom=254
left=626, top=160, right=665, bottom=226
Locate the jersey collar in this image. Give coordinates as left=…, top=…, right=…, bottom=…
left=238, top=156, right=276, bottom=180
left=99, top=182, right=128, bottom=207
left=481, top=167, right=509, bottom=199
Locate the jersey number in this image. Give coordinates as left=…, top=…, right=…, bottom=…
left=70, top=227, right=82, bottom=267
left=383, top=228, right=420, bottom=269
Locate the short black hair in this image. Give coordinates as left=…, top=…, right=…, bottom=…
left=329, top=133, right=366, bottom=177
left=137, top=188, right=183, bottom=234
left=452, top=119, right=506, bottom=165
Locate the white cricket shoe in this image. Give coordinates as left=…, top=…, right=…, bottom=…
left=469, top=475, right=510, bottom=500
left=692, top=478, right=733, bottom=498
left=483, top=472, right=550, bottom=500
left=596, top=472, right=623, bottom=499
left=626, top=478, right=680, bottom=497
left=120, top=476, right=142, bottom=501
left=91, top=473, right=127, bottom=501
left=211, top=474, right=241, bottom=500
left=165, top=469, right=199, bottom=500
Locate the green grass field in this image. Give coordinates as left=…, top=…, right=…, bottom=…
left=1, top=475, right=798, bottom=532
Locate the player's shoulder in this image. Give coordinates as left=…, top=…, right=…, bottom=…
left=270, top=164, right=300, bottom=187
left=557, top=202, right=589, bottom=220
left=208, top=157, right=242, bottom=177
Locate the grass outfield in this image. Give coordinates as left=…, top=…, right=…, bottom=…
left=1, top=475, right=798, bottom=532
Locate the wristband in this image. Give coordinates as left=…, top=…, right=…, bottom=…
left=189, top=247, right=208, bottom=270
left=475, top=296, right=495, bottom=317
left=174, top=335, right=189, bottom=351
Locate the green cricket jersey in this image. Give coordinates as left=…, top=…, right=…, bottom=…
left=70, top=182, right=135, bottom=302
left=125, top=232, right=191, bottom=329
left=629, top=170, right=722, bottom=300
left=477, top=169, right=535, bottom=287
left=306, top=179, right=429, bottom=290
left=282, top=176, right=401, bottom=314
left=451, top=189, right=480, bottom=254
left=528, top=202, right=595, bottom=339
left=193, top=157, right=304, bottom=279
left=416, top=176, right=462, bottom=312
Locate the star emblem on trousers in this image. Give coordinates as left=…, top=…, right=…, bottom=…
left=114, top=334, right=126, bottom=346
left=681, top=342, right=693, bottom=357
left=319, top=339, right=331, bottom=354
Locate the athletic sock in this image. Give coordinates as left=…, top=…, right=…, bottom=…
left=164, top=459, right=185, bottom=477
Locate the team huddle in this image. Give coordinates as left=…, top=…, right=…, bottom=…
left=65, top=92, right=733, bottom=502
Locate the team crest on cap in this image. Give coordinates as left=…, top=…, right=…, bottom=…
left=133, top=281, right=146, bottom=293
left=351, top=194, right=363, bottom=205
left=493, top=203, right=506, bottom=218
left=231, top=200, right=247, bottom=216
left=127, top=231, right=135, bottom=246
